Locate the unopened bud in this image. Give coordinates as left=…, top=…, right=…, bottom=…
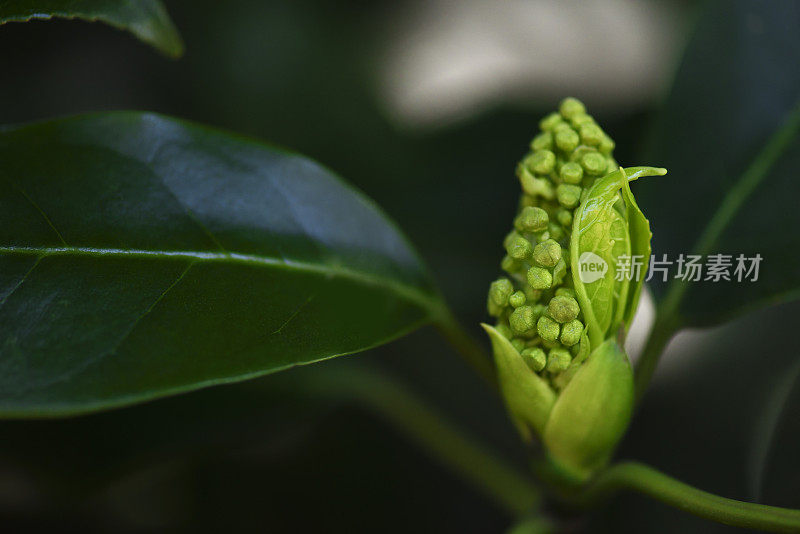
left=522, top=347, right=547, bottom=372
left=526, top=150, right=556, bottom=175
left=546, top=348, right=572, bottom=373
left=516, top=206, right=549, bottom=233
left=537, top=315, right=560, bottom=342
left=533, top=239, right=562, bottom=268
left=548, top=295, right=580, bottom=323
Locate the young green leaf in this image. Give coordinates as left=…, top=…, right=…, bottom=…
left=0, top=112, right=441, bottom=417
left=569, top=168, right=630, bottom=348
left=620, top=167, right=664, bottom=327
left=0, top=0, right=183, bottom=57
left=571, top=167, right=665, bottom=347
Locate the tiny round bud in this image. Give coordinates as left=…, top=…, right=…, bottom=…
left=581, top=152, right=607, bottom=176
left=533, top=239, right=562, bottom=268
left=559, top=162, right=584, bottom=184
left=579, top=124, right=603, bottom=146
left=556, top=208, right=573, bottom=227
left=559, top=97, right=586, bottom=119
left=555, top=128, right=579, bottom=153
left=548, top=295, right=580, bottom=323
left=509, top=291, right=526, bottom=308
left=503, top=230, right=519, bottom=249
left=555, top=287, right=576, bottom=299
left=570, top=113, right=594, bottom=127
left=506, top=235, right=532, bottom=260
left=537, top=315, right=560, bottom=342
left=542, top=339, right=560, bottom=350
left=522, top=347, right=547, bottom=372
left=560, top=319, right=584, bottom=346
left=511, top=338, right=526, bottom=353
left=501, top=255, right=519, bottom=273
left=598, top=134, right=615, bottom=154
left=487, top=299, right=503, bottom=317
left=489, top=278, right=514, bottom=306
left=524, top=286, right=542, bottom=302
left=530, top=132, right=553, bottom=151
left=517, top=206, right=549, bottom=233
left=556, top=184, right=582, bottom=208
left=547, top=222, right=565, bottom=242
left=527, top=150, right=556, bottom=175
left=527, top=266, right=553, bottom=289
left=510, top=305, right=536, bottom=334
left=539, top=112, right=563, bottom=131
left=546, top=348, right=572, bottom=372
left=518, top=167, right=555, bottom=199
left=553, top=122, right=573, bottom=134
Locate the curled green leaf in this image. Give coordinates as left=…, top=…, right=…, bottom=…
left=570, top=166, right=666, bottom=347
left=620, top=167, right=665, bottom=326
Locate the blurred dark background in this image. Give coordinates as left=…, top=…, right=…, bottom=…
left=1, top=0, right=799, bottom=532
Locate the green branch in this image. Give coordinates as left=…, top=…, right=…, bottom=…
left=576, top=462, right=800, bottom=532
left=304, top=365, right=538, bottom=516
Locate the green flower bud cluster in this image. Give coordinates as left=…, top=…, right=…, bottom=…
left=487, top=97, right=617, bottom=388
left=483, top=99, right=665, bottom=481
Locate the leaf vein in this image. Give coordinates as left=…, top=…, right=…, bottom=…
left=0, top=256, right=41, bottom=313
left=10, top=182, right=68, bottom=246
left=107, top=261, right=194, bottom=357
left=272, top=294, right=315, bottom=336
left=0, top=245, right=439, bottom=316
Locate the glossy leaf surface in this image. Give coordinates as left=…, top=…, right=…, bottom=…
left=0, top=112, right=441, bottom=417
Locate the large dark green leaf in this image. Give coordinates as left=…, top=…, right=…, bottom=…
left=0, top=112, right=442, bottom=417
left=639, top=0, right=800, bottom=326
left=0, top=0, right=183, bottom=57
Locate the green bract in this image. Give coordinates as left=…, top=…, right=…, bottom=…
left=484, top=98, right=667, bottom=479
left=543, top=338, right=634, bottom=480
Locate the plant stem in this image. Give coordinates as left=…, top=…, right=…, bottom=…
left=434, top=308, right=497, bottom=389
left=305, top=365, right=539, bottom=516
left=575, top=462, right=800, bottom=532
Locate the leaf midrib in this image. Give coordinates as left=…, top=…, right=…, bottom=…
left=0, top=245, right=441, bottom=314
